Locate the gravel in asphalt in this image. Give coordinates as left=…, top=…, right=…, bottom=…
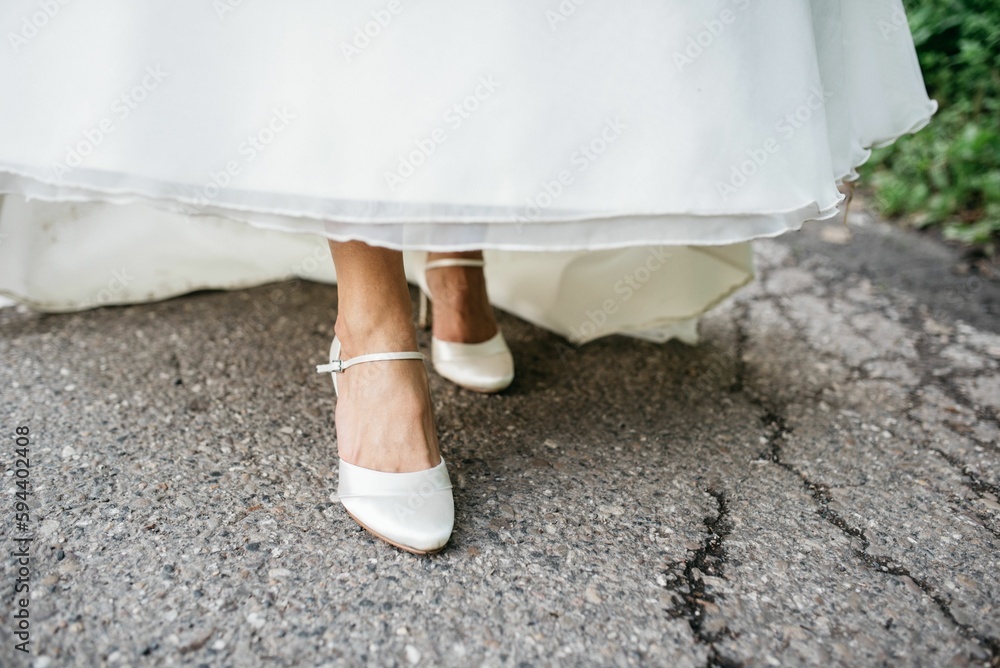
left=1, top=210, right=999, bottom=667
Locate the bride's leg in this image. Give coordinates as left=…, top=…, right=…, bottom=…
left=425, top=250, right=499, bottom=344
left=329, top=240, right=440, bottom=473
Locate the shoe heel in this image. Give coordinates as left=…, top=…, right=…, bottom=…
left=417, top=291, right=431, bottom=330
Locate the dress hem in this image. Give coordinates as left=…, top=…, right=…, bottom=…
left=0, top=99, right=936, bottom=253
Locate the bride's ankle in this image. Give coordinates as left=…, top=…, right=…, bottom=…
left=334, top=314, right=417, bottom=357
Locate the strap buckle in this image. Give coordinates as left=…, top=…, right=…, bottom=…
left=315, top=360, right=344, bottom=374
left=316, top=350, right=424, bottom=375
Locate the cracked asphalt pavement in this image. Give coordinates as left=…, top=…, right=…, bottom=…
left=1, top=206, right=999, bottom=667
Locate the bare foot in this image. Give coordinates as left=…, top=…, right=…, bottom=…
left=331, top=315, right=440, bottom=473
left=425, top=251, right=500, bottom=343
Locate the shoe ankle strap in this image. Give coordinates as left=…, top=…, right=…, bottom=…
left=425, top=258, right=485, bottom=271
left=316, top=350, right=424, bottom=374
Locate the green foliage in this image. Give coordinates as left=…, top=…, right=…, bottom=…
left=861, top=0, right=1000, bottom=252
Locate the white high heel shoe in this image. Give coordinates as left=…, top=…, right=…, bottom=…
left=416, top=257, right=515, bottom=393
left=316, top=336, right=454, bottom=555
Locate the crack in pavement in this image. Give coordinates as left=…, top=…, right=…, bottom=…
left=928, top=446, right=1000, bottom=502
left=925, top=446, right=1000, bottom=542
left=902, top=310, right=1000, bottom=440
left=935, top=373, right=1000, bottom=435
left=901, top=317, right=1000, bottom=536
left=728, top=297, right=1000, bottom=666
left=664, top=488, right=742, bottom=668
left=756, top=407, right=1000, bottom=666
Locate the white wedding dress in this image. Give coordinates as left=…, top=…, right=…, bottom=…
left=0, top=0, right=936, bottom=343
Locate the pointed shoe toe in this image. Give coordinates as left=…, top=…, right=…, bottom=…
left=431, top=332, right=514, bottom=393
left=336, top=458, right=454, bottom=554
